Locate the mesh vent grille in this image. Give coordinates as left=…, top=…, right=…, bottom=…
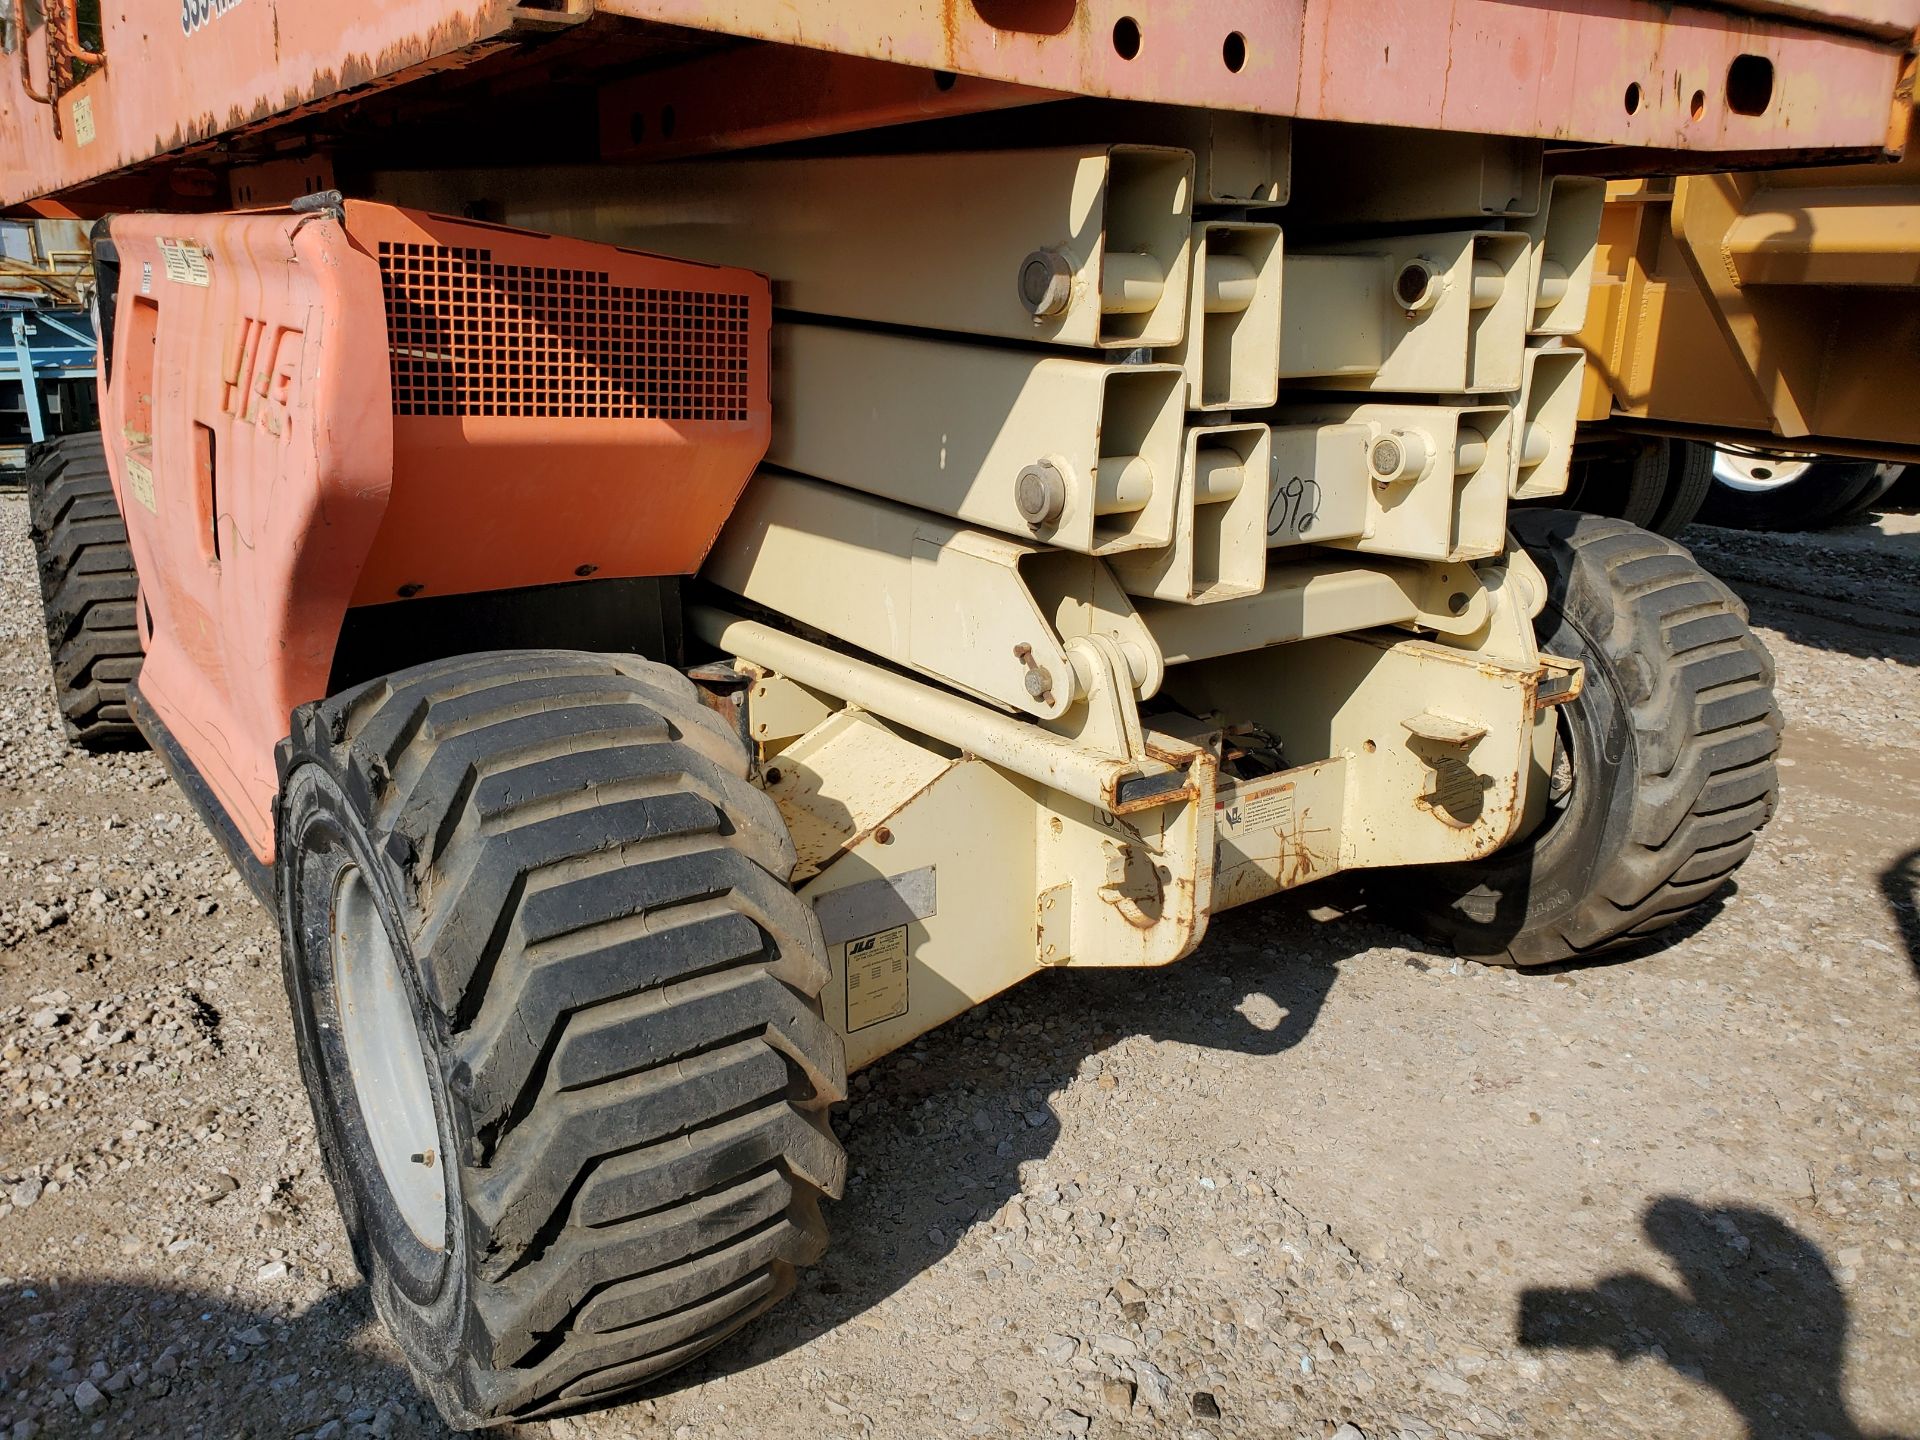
left=378, top=241, right=752, bottom=422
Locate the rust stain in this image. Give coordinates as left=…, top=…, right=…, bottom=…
left=1279, top=815, right=1336, bottom=888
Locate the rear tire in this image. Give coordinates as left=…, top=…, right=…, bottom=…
left=1699, top=448, right=1899, bottom=531
left=1565, top=437, right=1668, bottom=529
left=24, top=431, right=145, bottom=750
left=1566, top=439, right=1708, bottom=537
left=1392, top=512, right=1781, bottom=966
left=1644, top=440, right=1713, bottom=538
left=276, top=650, right=847, bottom=1428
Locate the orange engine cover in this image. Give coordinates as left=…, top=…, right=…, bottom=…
left=101, top=201, right=771, bottom=865
left=345, top=202, right=772, bottom=602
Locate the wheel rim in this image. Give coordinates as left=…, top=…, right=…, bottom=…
left=331, top=864, right=448, bottom=1250
left=1546, top=710, right=1576, bottom=813
left=1712, top=445, right=1815, bottom=492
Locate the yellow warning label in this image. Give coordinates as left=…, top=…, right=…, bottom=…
left=157, top=238, right=211, bottom=287
left=844, top=925, right=909, bottom=1032
left=124, top=456, right=157, bottom=514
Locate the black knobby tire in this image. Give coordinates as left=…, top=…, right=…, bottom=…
left=1394, top=511, right=1781, bottom=966
left=24, top=431, right=145, bottom=750
left=1699, top=453, right=1898, bottom=532
left=1645, top=440, right=1713, bottom=538
left=275, top=650, right=847, bottom=1428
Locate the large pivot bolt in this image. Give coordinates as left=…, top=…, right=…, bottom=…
left=1019, top=248, right=1075, bottom=319
left=1015, top=458, right=1069, bottom=527
left=1394, top=258, right=1443, bottom=313
left=1369, top=429, right=1433, bottom=487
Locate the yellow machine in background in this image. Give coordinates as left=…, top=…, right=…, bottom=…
left=1574, top=134, right=1920, bottom=531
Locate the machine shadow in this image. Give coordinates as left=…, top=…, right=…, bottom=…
left=0, top=1276, right=455, bottom=1440
left=1882, top=845, right=1920, bottom=980
left=1333, top=868, right=1732, bottom=977
left=1517, top=1197, right=1913, bottom=1440
left=1683, top=526, right=1920, bottom=670
left=681, top=890, right=1369, bottom=1388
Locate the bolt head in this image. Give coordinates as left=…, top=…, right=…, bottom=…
left=1019, top=249, right=1075, bottom=319
left=1024, top=668, right=1051, bottom=701
left=1395, top=259, right=1441, bottom=312
left=1015, top=459, right=1068, bottom=526
left=1370, top=429, right=1431, bottom=486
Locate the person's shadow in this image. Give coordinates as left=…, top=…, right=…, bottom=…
left=1881, top=845, right=1919, bottom=978
left=1518, top=1197, right=1913, bottom=1440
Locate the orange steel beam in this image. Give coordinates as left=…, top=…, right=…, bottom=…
left=594, top=0, right=1919, bottom=149
left=4, top=1, right=1918, bottom=208
left=599, top=48, right=1060, bottom=162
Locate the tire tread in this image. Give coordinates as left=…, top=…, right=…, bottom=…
left=24, top=432, right=144, bottom=750
left=1407, top=511, right=1780, bottom=965
left=284, top=650, right=846, bottom=1425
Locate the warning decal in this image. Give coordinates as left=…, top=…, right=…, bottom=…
left=1217, top=776, right=1295, bottom=835
left=844, top=925, right=909, bottom=1032
left=156, top=239, right=211, bottom=287
left=124, top=456, right=157, bottom=514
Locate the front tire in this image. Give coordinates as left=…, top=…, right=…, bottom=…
left=276, top=650, right=847, bottom=1428
left=1395, top=512, right=1781, bottom=966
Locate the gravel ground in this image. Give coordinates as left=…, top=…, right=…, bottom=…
left=0, top=491, right=1915, bottom=1440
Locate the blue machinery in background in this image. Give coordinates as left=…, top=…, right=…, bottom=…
left=2, top=302, right=97, bottom=473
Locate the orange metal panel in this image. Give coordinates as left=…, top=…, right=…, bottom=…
left=103, top=201, right=770, bottom=863
left=341, top=202, right=772, bottom=604
left=103, top=209, right=394, bottom=863
left=1, top=0, right=522, bottom=206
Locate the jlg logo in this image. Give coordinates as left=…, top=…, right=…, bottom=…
left=849, top=936, right=879, bottom=958
left=222, top=317, right=302, bottom=440
left=181, top=0, right=243, bottom=37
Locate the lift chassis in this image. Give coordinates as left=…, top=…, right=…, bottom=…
left=7, top=0, right=1896, bottom=1427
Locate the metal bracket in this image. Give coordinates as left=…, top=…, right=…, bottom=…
left=508, top=0, right=592, bottom=31
left=1534, top=655, right=1586, bottom=708
left=1058, top=633, right=1147, bottom=764
left=1402, top=710, right=1493, bottom=829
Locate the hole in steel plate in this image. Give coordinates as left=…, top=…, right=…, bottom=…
left=1113, top=16, right=1142, bottom=60
left=1624, top=82, right=1642, bottom=116
left=1223, top=31, right=1247, bottom=73
left=1690, top=88, right=1706, bottom=121
left=933, top=69, right=958, bottom=92
left=971, top=0, right=1076, bottom=36
left=1727, top=54, right=1774, bottom=116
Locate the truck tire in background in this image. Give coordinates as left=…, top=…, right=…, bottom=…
left=1391, top=511, right=1781, bottom=967
left=1643, top=440, right=1715, bottom=538
left=1564, top=438, right=1715, bottom=539
left=24, top=430, right=146, bottom=751
left=275, top=650, right=847, bottom=1428
left=1698, top=446, right=1902, bottom=531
